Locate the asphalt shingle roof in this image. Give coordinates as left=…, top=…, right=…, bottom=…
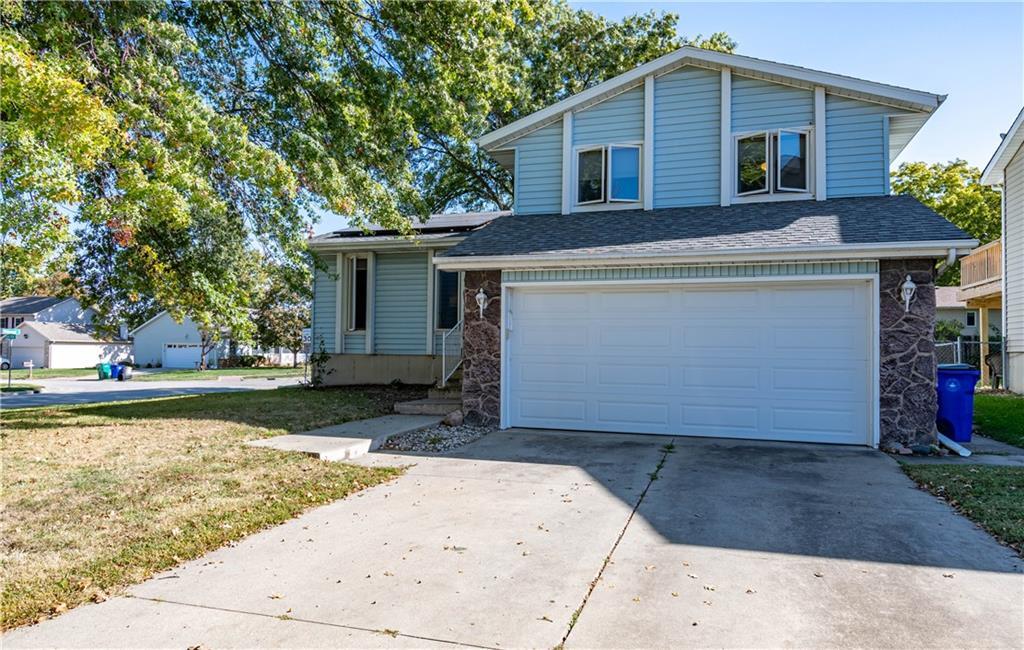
left=0, top=295, right=65, bottom=315
left=438, top=196, right=971, bottom=260
left=310, top=211, right=509, bottom=242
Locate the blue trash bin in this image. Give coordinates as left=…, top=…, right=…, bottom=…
left=109, top=364, right=122, bottom=381
left=936, top=363, right=981, bottom=443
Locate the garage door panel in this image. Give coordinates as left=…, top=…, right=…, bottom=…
left=507, top=282, right=872, bottom=445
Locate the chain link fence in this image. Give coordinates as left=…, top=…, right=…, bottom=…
left=935, top=338, right=1006, bottom=386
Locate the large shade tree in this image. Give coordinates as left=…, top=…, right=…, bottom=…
left=3, top=0, right=732, bottom=335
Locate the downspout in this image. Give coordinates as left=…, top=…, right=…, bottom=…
left=934, top=247, right=958, bottom=279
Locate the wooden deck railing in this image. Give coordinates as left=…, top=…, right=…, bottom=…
left=960, top=239, right=1002, bottom=288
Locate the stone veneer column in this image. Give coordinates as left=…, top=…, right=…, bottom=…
left=879, top=259, right=938, bottom=449
left=462, top=270, right=501, bottom=425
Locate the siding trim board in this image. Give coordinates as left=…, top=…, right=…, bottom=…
left=502, top=261, right=878, bottom=284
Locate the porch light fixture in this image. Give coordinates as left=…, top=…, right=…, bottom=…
left=475, top=288, right=499, bottom=318
left=900, top=275, right=917, bottom=313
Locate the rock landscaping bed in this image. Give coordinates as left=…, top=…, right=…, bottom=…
left=382, top=422, right=494, bottom=452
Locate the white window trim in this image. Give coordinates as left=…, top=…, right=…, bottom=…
left=433, top=269, right=464, bottom=332
left=732, top=127, right=815, bottom=203
left=966, top=311, right=977, bottom=327
left=608, top=144, right=643, bottom=203
left=776, top=129, right=810, bottom=193
left=347, top=254, right=370, bottom=333
left=573, top=142, right=643, bottom=211
left=575, top=145, right=606, bottom=206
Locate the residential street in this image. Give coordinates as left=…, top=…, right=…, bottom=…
left=5, top=430, right=1021, bottom=649
left=0, top=375, right=304, bottom=409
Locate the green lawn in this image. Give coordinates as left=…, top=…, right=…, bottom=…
left=1, top=367, right=97, bottom=380
left=0, top=385, right=423, bottom=629
left=0, top=383, right=42, bottom=393
left=973, top=393, right=1024, bottom=448
left=903, top=465, right=1023, bottom=554
left=133, top=366, right=306, bottom=382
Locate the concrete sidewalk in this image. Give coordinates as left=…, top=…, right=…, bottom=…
left=0, top=375, right=303, bottom=409
left=5, top=431, right=1021, bottom=649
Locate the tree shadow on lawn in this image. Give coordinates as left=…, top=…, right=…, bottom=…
left=383, top=428, right=1024, bottom=574
left=0, top=385, right=429, bottom=435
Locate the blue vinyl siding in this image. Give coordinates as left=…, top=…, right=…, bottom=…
left=573, top=85, right=645, bottom=145
left=653, top=66, right=720, bottom=208
left=514, top=122, right=562, bottom=215
left=731, top=76, right=813, bottom=132
left=503, top=261, right=878, bottom=284
left=311, top=254, right=337, bottom=353
left=374, top=252, right=428, bottom=354
left=825, top=95, right=897, bottom=198
left=343, top=332, right=366, bottom=354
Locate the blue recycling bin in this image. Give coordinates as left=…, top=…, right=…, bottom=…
left=108, top=364, right=122, bottom=381
left=936, top=364, right=981, bottom=443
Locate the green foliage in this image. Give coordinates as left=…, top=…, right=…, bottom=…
left=254, top=269, right=311, bottom=366
left=891, top=160, right=1002, bottom=285
left=934, top=319, right=964, bottom=342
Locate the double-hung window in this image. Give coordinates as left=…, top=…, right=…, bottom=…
left=349, top=257, right=368, bottom=331
left=735, top=129, right=810, bottom=198
left=576, top=144, right=641, bottom=206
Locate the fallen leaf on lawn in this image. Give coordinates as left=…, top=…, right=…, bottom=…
left=746, top=588, right=756, bottom=594
left=269, top=594, right=283, bottom=599
left=943, top=573, right=954, bottom=578
left=687, top=573, right=698, bottom=579
left=538, top=616, right=553, bottom=622
left=632, top=596, right=641, bottom=603
left=703, top=584, right=715, bottom=591
left=813, top=572, right=824, bottom=578
left=671, top=592, right=679, bottom=597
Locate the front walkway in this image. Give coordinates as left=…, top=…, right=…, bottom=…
left=5, top=431, right=1022, bottom=648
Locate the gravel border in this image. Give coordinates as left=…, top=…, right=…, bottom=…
left=382, top=423, right=494, bottom=452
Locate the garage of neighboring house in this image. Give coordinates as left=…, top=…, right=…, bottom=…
left=163, top=342, right=203, bottom=369
left=503, top=279, right=874, bottom=445
left=10, top=321, right=132, bottom=369
left=130, top=311, right=224, bottom=369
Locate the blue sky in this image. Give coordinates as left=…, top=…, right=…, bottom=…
left=573, top=1, right=1023, bottom=167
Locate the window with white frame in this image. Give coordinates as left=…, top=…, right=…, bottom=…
left=966, top=311, right=977, bottom=327
left=735, top=129, right=810, bottom=197
left=576, top=144, right=641, bottom=205
left=349, top=257, right=368, bottom=331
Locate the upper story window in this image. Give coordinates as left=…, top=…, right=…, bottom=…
left=735, top=129, right=810, bottom=198
left=576, top=144, right=641, bottom=206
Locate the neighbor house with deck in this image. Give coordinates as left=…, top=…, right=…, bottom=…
left=979, top=106, right=1024, bottom=393
left=309, top=46, right=976, bottom=449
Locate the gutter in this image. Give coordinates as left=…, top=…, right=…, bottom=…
left=433, top=240, right=979, bottom=271
left=307, top=236, right=467, bottom=253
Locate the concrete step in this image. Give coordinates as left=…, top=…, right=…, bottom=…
left=246, top=414, right=443, bottom=461
left=428, top=385, right=462, bottom=400
left=394, top=398, right=461, bottom=416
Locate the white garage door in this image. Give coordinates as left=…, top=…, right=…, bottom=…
left=163, top=343, right=201, bottom=369
left=506, top=282, right=873, bottom=445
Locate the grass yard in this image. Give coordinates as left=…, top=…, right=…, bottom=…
left=973, top=393, right=1024, bottom=448
left=1, top=368, right=97, bottom=380
left=133, top=366, right=306, bottom=382
left=0, top=383, right=42, bottom=393
left=903, top=465, right=1023, bottom=554
left=0, top=385, right=424, bottom=629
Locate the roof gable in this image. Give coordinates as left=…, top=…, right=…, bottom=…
left=981, top=106, right=1024, bottom=185
left=479, top=46, right=944, bottom=152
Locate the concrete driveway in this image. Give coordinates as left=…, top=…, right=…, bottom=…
left=5, top=431, right=1022, bottom=648
left=0, top=375, right=303, bottom=409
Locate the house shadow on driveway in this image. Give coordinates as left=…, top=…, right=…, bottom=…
left=384, top=428, right=1023, bottom=575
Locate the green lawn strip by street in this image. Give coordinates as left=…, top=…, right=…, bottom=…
left=903, top=465, right=1023, bottom=554
left=0, top=383, right=42, bottom=393
left=0, top=385, right=424, bottom=629
left=973, top=393, right=1024, bottom=449
left=132, top=367, right=306, bottom=382
left=1, top=368, right=97, bottom=380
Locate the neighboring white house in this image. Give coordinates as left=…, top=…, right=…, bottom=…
left=981, top=106, right=1023, bottom=393
left=936, top=286, right=1002, bottom=338
left=9, top=321, right=132, bottom=369
left=0, top=295, right=96, bottom=329
left=131, top=311, right=227, bottom=369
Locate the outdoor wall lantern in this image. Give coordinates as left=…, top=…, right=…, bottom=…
left=475, top=288, right=499, bottom=318
left=900, top=275, right=917, bottom=313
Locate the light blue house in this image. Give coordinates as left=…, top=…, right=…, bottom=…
left=308, top=46, right=976, bottom=450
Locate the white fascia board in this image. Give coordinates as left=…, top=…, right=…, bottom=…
left=307, top=237, right=466, bottom=252
left=433, top=239, right=979, bottom=271
left=981, top=106, right=1024, bottom=185
left=478, top=46, right=944, bottom=151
